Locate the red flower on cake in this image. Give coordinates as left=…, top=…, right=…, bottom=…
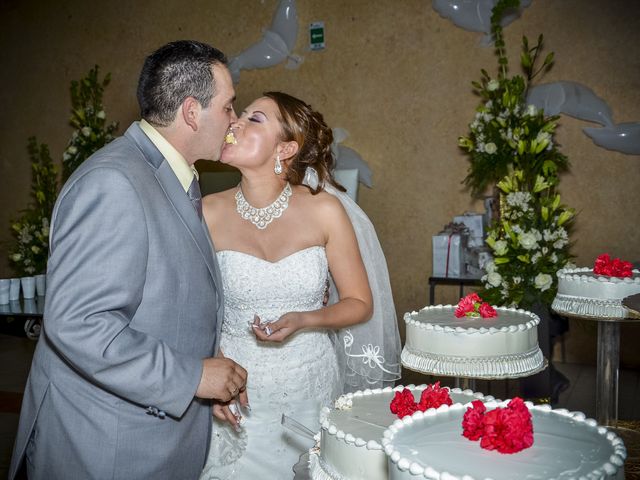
left=462, top=397, right=533, bottom=454
left=594, top=254, right=633, bottom=278
left=455, top=293, right=498, bottom=319
left=478, top=302, right=497, bottom=318
left=390, top=389, right=419, bottom=418
left=462, top=400, right=486, bottom=441
left=390, top=383, right=453, bottom=419
left=418, top=381, right=453, bottom=411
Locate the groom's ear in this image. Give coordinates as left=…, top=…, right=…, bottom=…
left=278, top=141, right=299, bottom=162
left=181, top=97, right=201, bottom=131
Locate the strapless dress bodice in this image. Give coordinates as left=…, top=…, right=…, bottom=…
left=217, top=245, right=328, bottom=341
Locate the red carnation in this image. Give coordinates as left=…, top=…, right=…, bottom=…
left=456, top=293, right=498, bottom=319
left=418, top=381, right=453, bottom=411
left=462, top=400, right=486, bottom=441
left=478, top=302, right=497, bottom=318
left=390, top=389, right=418, bottom=418
left=478, top=397, right=533, bottom=454
left=594, top=254, right=633, bottom=278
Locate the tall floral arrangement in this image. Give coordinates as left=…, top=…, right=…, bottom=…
left=458, top=0, right=574, bottom=308
left=9, top=66, right=118, bottom=276
left=9, top=138, right=57, bottom=276
left=62, top=65, right=118, bottom=180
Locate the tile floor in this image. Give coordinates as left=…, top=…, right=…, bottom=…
left=1, top=333, right=639, bottom=478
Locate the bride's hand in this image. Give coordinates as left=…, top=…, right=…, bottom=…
left=251, top=313, right=302, bottom=343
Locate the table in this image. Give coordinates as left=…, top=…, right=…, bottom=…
left=0, top=296, right=44, bottom=340
left=552, top=306, right=640, bottom=427
left=428, top=275, right=481, bottom=305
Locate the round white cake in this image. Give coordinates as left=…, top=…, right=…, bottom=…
left=382, top=400, right=627, bottom=480
left=552, top=267, right=640, bottom=319
left=309, top=385, right=495, bottom=480
left=402, top=305, right=544, bottom=378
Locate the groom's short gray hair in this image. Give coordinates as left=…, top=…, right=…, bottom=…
left=137, top=40, right=228, bottom=127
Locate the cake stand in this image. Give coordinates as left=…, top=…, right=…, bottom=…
left=401, top=357, right=548, bottom=393
left=552, top=293, right=640, bottom=427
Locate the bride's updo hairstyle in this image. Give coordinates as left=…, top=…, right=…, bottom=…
left=263, top=91, right=345, bottom=194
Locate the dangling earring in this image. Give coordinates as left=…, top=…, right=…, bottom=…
left=274, top=155, right=283, bottom=175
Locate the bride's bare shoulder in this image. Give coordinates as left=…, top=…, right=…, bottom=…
left=202, top=188, right=237, bottom=221
left=293, top=186, right=347, bottom=220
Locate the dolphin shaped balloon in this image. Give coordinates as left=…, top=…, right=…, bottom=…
left=228, top=0, right=300, bottom=84
left=332, top=128, right=373, bottom=188
left=432, top=0, right=532, bottom=43
left=527, top=81, right=640, bottom=155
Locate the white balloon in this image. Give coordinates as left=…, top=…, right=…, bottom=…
left=527, top=81, right=613, bottom=127
left=527, top=81, right=640, bottom=155
left=228, top=0, right=298, bottom=84
left=583, top=123, right=640, bottom=155
left=432, top=0, right=532, bottom=37
left=331, top=128, right=373, bottom=188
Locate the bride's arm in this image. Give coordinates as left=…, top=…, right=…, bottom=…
left=252, top=195, right=372, bottom=342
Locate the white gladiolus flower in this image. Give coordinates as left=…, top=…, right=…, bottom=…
left=487, top=271, right=503, bottom=287
left=97, top=110, right=106, bottom=119
left=82, top=126, right=91, bottom=137
left=493, top=240, right=508, bottom=256
left=484, top=142, right=497, bottom=154
left=536, top=131, right=551, bottom=143
left=487, top=79, right=500, bottom=91
left=534, top=273, right=553, bottom=291
left=11, top=254, right=21, bottom=262
left=553, top=239, right=567, bottom=249
left=485, top=261, right=496, bottom=273
left=68, top=146, right=78, bottom=154
left=518, top=232, right=538, bottom=250
left=525, top=104, right=537, bottom=116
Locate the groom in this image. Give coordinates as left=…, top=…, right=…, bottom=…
left=9, top=40, right=247, bottom=479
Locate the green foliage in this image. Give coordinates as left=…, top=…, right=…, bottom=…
left=458, top=0, right=575, bottom=308
left=62, top=65, right=118, bottom=180
left=480, top=170, right=575, bottom=308
left=460, top=0, right=567, bottom=198
left=27, top=137, right=58, bottom=221
left=9, top=138, right=57, bottom=276
left=8, top=65, right=118, bottom=276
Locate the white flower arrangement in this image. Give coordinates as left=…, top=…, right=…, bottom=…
left=62, top=65, right=118, bottom=180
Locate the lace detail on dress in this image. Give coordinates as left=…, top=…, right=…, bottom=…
left=201, top=246, right=341, bottom=480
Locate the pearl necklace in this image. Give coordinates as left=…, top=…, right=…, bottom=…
left=235, top=182, right=292, bottom=230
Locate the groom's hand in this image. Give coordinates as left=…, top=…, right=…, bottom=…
left=195, top=357, right=247, bottom=402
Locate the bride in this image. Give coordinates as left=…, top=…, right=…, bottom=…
left=200, top=92, right=400, bottom=479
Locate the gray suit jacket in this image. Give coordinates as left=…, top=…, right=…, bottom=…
left=9, top=122, right=224, bottom=479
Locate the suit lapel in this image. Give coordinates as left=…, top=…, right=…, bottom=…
left=124, top=123, right=221, bottom=293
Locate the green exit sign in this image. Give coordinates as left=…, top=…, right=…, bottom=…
left=309, top=21, right=325, bottom=50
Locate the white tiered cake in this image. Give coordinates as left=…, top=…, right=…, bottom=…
left=402, top=304, right=544, bottom=378
left=382, top=400, right=627, bottom=480
left=553, top=267, right=640, bottom=319
left=309, top=385, right=494, bottom=480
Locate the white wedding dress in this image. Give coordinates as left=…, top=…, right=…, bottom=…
left=200, top=245, right=341, bottom=480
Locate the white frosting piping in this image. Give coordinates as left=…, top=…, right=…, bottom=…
left=403, top=305, right=540, bottom=333
left=382, top=400, right=627, bottom=480
left=319, top=385, right=493, bottom=452
left=557, top=267, right=640, bottom=285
